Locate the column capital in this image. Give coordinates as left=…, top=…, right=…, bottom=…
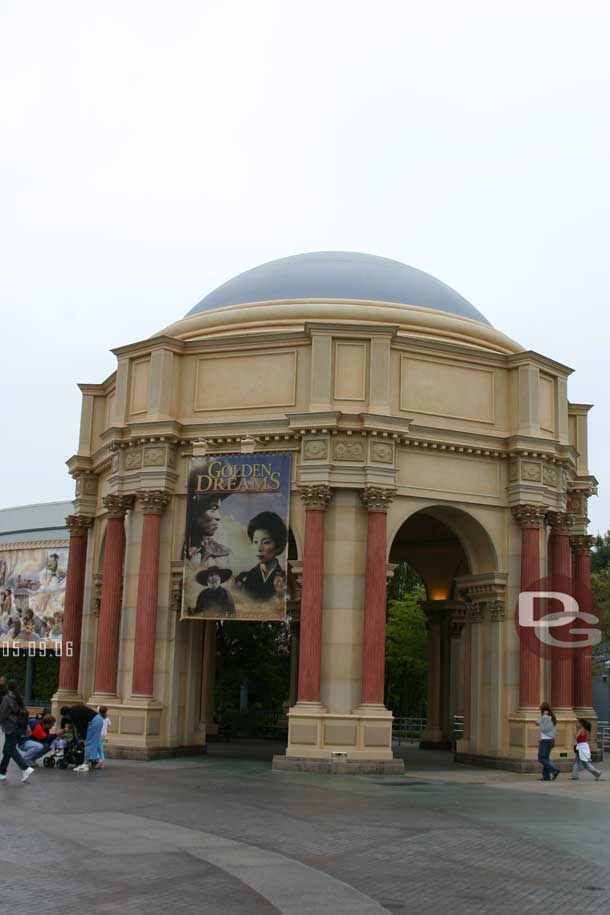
left=102, top=493, right=135, bottom=519
left=570, top=533, right=594, bottom=556
left=137, top=490, right=172, bottom=515
left=546, top=511, right=574, bottom=535
left=361, top=486, right=395, bottom=512
left=298, top=484, right=333, bottom=510
left=511, top=504, right=547, bottom=529
left=65, top=514, right=93, bottom=537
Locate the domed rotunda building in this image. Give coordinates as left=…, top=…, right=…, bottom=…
left=59, top=252, right=597, bottom=771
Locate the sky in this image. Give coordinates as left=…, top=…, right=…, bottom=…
left=1, top=1, right=608, bottom=534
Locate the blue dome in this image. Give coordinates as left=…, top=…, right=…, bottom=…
left=187, top=252, right=489, bottom=325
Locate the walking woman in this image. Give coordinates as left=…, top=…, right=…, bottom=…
left=0, top=679, right=34, bottom=783
left=538, top=702, right=560, bottom=781
left=570, top=719, right=601, bottom=781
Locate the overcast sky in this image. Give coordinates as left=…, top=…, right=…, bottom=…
left=1, top=1, right=608, bottom=533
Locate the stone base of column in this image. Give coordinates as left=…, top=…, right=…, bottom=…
left=281, top=705, right=399, bottom=769
left=419, top=723, right=450, bottom=749
left=52, top=688, right=84, bottom=707
left=272, top=755, right=404, bottom=775
left=507, top=708, right=578, bottom=763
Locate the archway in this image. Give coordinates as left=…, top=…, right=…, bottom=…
left=202, top=527, right=300, bottom=755
left=388, top=505, right=499, bottom=748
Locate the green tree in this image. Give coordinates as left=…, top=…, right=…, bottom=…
left=216, top=620, right=290, bottom=734
left=592, top=530, right=610, bottom=573
left=385, top=581, right=428, bottom=717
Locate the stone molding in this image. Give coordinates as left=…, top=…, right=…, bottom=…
left=0, top=539, right=69, bottom=552
left=546, top=511, right=574, bottom=535
left=137, top=490, right=172, bottom=515
left=511, top=504, right=547, bottom=529
left=570, top=534, right=594, bottom=556
left=360, top=486, right=394, bottom=512
left=65, top=515, right=93, bottom=538
left=103, top=494, right=135, bottom=519
left=298, top=484, right=333, bottom=510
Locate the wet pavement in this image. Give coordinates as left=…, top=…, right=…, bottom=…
left=1, top=744, right=609, bottom=914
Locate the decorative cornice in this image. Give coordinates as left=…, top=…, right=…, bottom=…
left=511, top=504, right=547, bottom=529
left=137, top=490, right=172, bottom=515
left=361, top=486, right=395, bottom=512
left=298, top=484, right=333, bottom=510
left=546, top=511, right=575, bottom=535
left=65, top=515, right=93, bottom=537
left=102, top=494, right=135, bottom=519
left=570, top=534, right=595, bottom=556
left=0, top=539, right=69, bottom=552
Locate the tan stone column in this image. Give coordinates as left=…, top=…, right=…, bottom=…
left=93, top=494, right=134, bottom=697
left=548, top=511, right=574, bottom=709
left=421, top=607, right=444, bottom=745
left=57, top=515, right=92, bottom=698
left=132, top=490, right=171, bottom=698
left=512, top=505, right=546, bottom=709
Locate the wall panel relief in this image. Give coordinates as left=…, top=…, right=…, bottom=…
left=333, top=342, right=367, bottom=401
left=194, top=351, right=297, bottom=411
left=130, top=359, right=150, bottom=416
left=398, top=450, right=500, bottom=497
left=400, top=356, right=495, bottom=424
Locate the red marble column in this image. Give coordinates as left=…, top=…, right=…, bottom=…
left=571, top=534, right=595, bottom=709
left=58, top=515, right=92, bottom=693
left=132, top=491, right=171, bottom=697
left=296, top=485, right=332, bottom=704
left=360, top=487, right=393, bottom=705
left=549, top=512, right=574, bottom=708
left=94, top=494, right=133, bottom=695
left=512, top=505, right=546, bottom=709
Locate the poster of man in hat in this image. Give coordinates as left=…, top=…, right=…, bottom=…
left=181, top=452, right=291, bottom=621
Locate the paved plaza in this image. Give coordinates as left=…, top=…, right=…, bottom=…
left=1, top=745, right=610, bottom=915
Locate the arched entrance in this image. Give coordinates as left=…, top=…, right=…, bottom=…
left=199, top=528, right=301, bottom=754
left=388, top=505, right=501, bottom=750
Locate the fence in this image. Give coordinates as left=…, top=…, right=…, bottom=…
left=598, top=722, right=610, bottom=754
left=392, top=715, right=464, bottom=745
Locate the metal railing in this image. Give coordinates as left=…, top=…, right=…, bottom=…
left=597, top=722, right=610, bottom=754
left=392, top=715, right=464, bottom=745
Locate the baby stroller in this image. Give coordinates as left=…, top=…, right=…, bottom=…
left=43, top=733, right=85, bottom=769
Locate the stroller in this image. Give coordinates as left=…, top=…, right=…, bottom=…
left=43, top=722, right=85, bottom=770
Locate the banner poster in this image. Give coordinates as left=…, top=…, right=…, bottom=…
left=0, top=546, right=68, bottom=650
left=181, top=452, right=291, bottom=622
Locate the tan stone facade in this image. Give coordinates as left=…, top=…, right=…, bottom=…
left=59, top=291, right=597, bottom=769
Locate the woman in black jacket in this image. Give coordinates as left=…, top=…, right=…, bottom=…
left=0, top=679, right=34, bottom=782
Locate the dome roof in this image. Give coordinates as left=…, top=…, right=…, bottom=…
left=187, top=251, right=490, bottom=326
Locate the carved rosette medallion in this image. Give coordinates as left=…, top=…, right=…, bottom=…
left=361, top=486, right=394, bottom=512
left=370, top=441, right=394, bottom=464
left=570, top=534, right=594, bottom=556
left=333, top=439, right=365, bottom=461
left=521, top=462, right=542, bottom=482
left=102, top=494, right=135, bottom=519
left=546, top=511, right=574, bottom=535
left=511, top=504, right=547, bottom=529
left=65, top=515, right=93, bottom=538
left=138, top=490, right=172, bottom=515
left=303, top=439, right=328, bottom=461
left=298, top=484, right=333, bottom=510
